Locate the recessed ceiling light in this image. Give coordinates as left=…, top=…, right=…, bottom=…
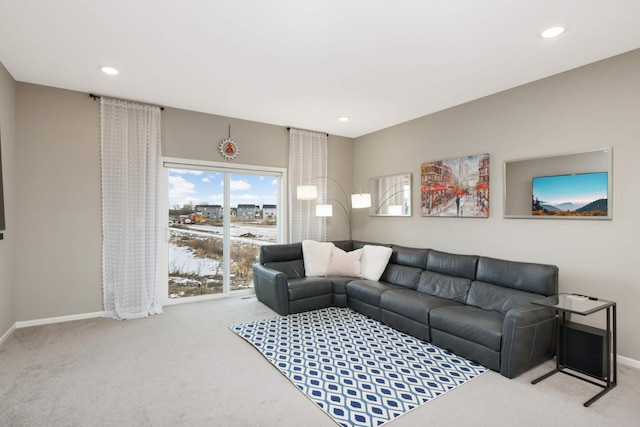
left=540, top=25, right=566, bottom=39
left=100, top=66, right=119, bottom=75
left=338, top=116, right=350, bottom=122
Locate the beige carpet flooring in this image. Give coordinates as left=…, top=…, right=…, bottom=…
left=1, top=295, right=639, bottom=427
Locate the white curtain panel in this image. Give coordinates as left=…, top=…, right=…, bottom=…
left=100, top=97, right=162, bottom=319
left=288, top=128, right=327, bottom=242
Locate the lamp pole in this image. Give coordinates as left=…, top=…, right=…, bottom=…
left=298, top=176, right=370, bottom=241
left=298, top=176, right=352, bottom=240
left=374, top=187, right=408, bottom=214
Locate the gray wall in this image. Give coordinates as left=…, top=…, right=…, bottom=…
left=353, top=49, right=640, bottom=361
left=11, top=83, right=353, bottom=323
left=4, top=49, right=639, bottom=363
left=0, top=62, right=16, bottom=338
left=163, top=106, right=354, bottom=241
left=15, top=85, right=103, bottom=321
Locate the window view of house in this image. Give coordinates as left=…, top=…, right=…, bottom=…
left=168, top=168, right=280, bottom=299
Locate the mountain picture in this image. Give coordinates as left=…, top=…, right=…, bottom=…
left=532, top=172, right=608, bottom=217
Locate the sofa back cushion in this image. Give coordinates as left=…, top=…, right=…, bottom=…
left=417, top=271, right=471, bottom=303
left=260, top=242, right=306, bottom=279
left=352, top=240, right=389, bottom=250
left=466, top=281, right=544, bottom=314
left=380, top=264, right=422, bottom=289
left=476, top=257, right=558, bottom=296
left=426, top=250, right=478, bottom=280
left=390, top=245, right=430, bottom=269
left=260, top=242, right=302, bottom=264
left=333, top=240, right=355, bottom=252
left=264, top=259, right=306, bottom=279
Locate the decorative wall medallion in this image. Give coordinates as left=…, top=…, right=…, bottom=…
left=219, top=137, right=239, bottom=160
left=219, top=125, right=239, bottom=160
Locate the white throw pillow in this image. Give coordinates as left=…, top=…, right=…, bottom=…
left=325, top=247, right=363, bottom=277
left=302, top=240, right=335, bottom=277
left=360, top=245, right=393, bottom=281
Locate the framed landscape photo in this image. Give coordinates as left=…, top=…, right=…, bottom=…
left=420, top=153, right=489, bottom=218
left=532, top=172, right=608, bottom=217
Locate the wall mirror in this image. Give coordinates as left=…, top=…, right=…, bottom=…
left=370, top=173, right=412, bottom=216
left=504, top=148, right=612, bottom=220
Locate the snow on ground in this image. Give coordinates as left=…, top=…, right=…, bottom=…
left=173, top=223, right=277, bottom=244
left=169, top=244, right=219, bottom=275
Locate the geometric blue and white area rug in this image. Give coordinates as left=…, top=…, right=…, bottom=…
left=230, top=307, right=487, bottom=427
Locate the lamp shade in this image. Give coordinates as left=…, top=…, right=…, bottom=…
left=351, top=193, right=372, bottom=209
left=297, top=185, right=318, bottom=200
left=316, top=204, right=333, bottom=217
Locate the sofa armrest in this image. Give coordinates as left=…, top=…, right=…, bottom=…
left=500, top=305, right=556, bottom=378
left=253, top=263, right=290, bottom=315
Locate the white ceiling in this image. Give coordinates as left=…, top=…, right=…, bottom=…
left=1, top=1, right=640, bottom=138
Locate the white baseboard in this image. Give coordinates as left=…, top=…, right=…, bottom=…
left=15, top=311, right=104, bottom=329
left=0, top=323, right=16, bottom=347
left=618, top=355, right=640, bottom=370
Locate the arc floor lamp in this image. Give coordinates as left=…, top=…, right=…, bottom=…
left=297, top=176, right=371, bottom=240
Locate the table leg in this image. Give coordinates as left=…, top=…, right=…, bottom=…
left=613, top=304, right=617, bottom=386
left=582, top=305, right=617, bottom=407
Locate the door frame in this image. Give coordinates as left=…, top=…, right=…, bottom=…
left=159, top=157, right=287, bottom=306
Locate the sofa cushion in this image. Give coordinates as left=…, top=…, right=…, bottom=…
left=325, top=246, right=363, bottom=277
left=360, top=245, right=393, bottom=281
left=390, top=245, right=430, bottom=269
left=429, top=305, right=505, bottom=351
left=260, top=242, right=302, bottom=263
left=333, top=240, right=355, bottom=251
left=426, top=250, right=478, bottom=280
left=287, top=277, right=333, bottom=301
left=476, top=257, right=558, bottom=296
left=466, top=281, right=544, bottom=314
left=380, top=289, right=463, bottom=323
left=352, top=240, right=387, bottom=250
left=345, top=279, right=402, bottom=306
left=330, top=277, right=353, bottom=296
left=417, top=271, right=472, bottom=303
left=302, top=240, right=334, bottom=277
left=264, top=259, right=305, bottom=279
left=380, top=264, right=421, bottom=289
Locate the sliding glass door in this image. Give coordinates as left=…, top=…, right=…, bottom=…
left=163, top=160, right=284, bottom=302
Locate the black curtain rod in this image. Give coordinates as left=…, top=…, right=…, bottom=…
left=89, top=93, right=164, bottom=111
left=287, top=126, right=329, bottom=137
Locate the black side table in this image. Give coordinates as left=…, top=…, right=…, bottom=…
left=531, top=293, right=616, bottom=407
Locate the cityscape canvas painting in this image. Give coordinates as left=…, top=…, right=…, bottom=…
left=532, top=172, right=608, bottom=217
left=421, top=154, right=489, bottom=218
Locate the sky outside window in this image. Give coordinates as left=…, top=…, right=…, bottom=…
left=169, top=169, right=278, bottom=208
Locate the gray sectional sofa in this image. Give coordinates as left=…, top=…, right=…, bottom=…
left=252, top=240, right=559, bottom=379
